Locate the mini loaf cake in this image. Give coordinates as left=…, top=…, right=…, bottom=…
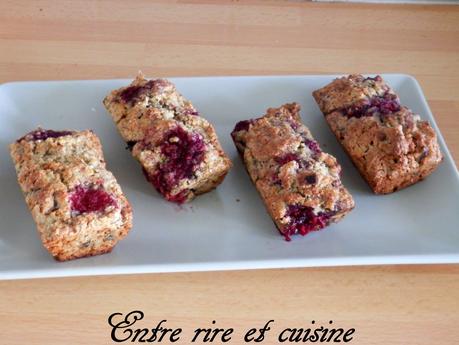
left=313, top=74, right=443, bottom=194
left=231, top=103, right=354, bottom=241
left=10, top=129, right=133, bottom=261
left=103, top=74, right=232, bottom=203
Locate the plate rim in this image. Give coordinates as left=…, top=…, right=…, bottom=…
left=1, top=73, right=458, bottom=280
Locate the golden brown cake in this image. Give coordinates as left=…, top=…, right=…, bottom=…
left=231, top=103, right=355, bottom=241
left=10, top=129, right=133, bottom=261
left=313, top=74, right=443, bottom=194
left=103, top=74, right=232, bottom=203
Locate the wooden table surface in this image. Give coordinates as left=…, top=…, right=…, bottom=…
left=1, top=1, right=458, bottom=344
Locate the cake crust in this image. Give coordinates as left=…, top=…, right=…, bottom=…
left=103, top=74, right=231, bottom=203
left=232, top=103, right=354, bottom=240
left=313, top=74, right=443, bottom=194
left=10, top=129, right=133, bottom=261
left=312, top=74, right=398, bottom=115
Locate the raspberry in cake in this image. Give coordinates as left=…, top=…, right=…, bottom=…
left=231, top=103, right=354, bottom=241
left=9, top=128, right=133, bottom=261
left=312, top=74, right=399, bottom=115
left=103, top=73, right=232, bottom=203
left=312, top=74, right=443, bottom=194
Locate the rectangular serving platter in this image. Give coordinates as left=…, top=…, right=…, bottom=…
left=1, top=74, right=459, bottom=280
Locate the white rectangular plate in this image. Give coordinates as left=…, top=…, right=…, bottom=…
left=1, top=74, right=459, bottom=280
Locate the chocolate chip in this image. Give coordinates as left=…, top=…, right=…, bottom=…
left=126, top=141, right=137, bottom=151
left=305, top=174, right=317, bottom=185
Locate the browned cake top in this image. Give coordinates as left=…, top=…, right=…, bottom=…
left=9, top=129, right=133, bottom=260
left=232, top=103, right=354, bottom=239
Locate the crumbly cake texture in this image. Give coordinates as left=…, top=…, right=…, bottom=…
left=312, top=74, right=443, bottom=194
left=103, top=74, right=232, bottom=203
left=312, top=74, right=399, bottom=115
left=10, top=129, right=133, bottom=261
left=231, top=103, right=355, bottom=241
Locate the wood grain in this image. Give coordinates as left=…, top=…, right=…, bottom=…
left=0, top=1, right=458, bottom=344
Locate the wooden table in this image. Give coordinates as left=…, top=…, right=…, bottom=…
left=1, top=1, right=458, bottom=344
